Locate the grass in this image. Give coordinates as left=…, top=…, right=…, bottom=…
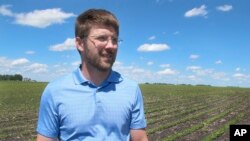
left=0, top=81, right=250, bottom=141
left=0, top=81, right=47, bottom=141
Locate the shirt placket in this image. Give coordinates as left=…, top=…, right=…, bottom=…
left=94, top=88, right=101, bottom=104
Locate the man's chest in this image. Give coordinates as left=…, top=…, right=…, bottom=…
left=57, top=91, right=134, bottom=131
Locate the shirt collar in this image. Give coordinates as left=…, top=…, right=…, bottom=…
left=72, top=67, right=88, bottom=85
left=106, top=70, right=123, bottom=83
left=72, top=66, right=123, bottom=85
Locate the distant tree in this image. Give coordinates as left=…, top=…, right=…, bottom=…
left=0, top=74, right=23, bottom=81
left=196, top=84, right=212, bottom=87
left=23, top=77, right=36, bottom=82
left=14, top=74, right=23, bottom=81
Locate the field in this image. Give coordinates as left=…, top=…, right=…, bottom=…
left=0, top=81, right=250, bottom=141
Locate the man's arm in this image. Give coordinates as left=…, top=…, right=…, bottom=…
left=130, top=129, right=148, bottom=141
left=37, top=134, right=58, bottom=141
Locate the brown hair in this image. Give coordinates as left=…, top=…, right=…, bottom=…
left=75, top=9, right=119, bottom=39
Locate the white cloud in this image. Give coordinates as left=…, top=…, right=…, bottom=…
left=189, top=54, right=200, bottom=60
left=232, top=73, right=250, bottom=87
left=0, top=56, right=53, bottom=81
left=49, top=38, right=75, bottom=51
left=185, top=5, right=208, bottom=18
left=55, top=68, right=68, bottom=75
left=0, top=5, right=75, bottom=28
left=160, top=64, right=170, bottom=68
left=186, top=66, right=201, bottom=71
left=195, top=69, right=214, bottom=76
left=157, top=68, right=178, bottom=75
left=0, top=57, right=8, bottom=66
left=113, top=61, right=181, bottom=84
left=114, top=62, right=248, bottom=86
left=132, top=68, right=145, bottom=73
left=217, top=5, right=233, bottom=12
left=147, top=61, right=154, bottom=66
left=215, top=60, right=222, bottom=64
left=186, top=66, right=233, bottom=85
left=25, top=50, right=35, bottom=55
left=137, top=43, right=170, bottom=52
left=188, top=75, right=199, bottom=81
left=113, top=63, right=155, bottom=82
left=186, top=66, right=214, bottom=76
left=114, top=61, right=123, bottom=66
left=148, top=36, right=156, bottom=40
left=174, top=31, right=180, bottom=35
left=233, top=73, right=245, bottom=78
left=15, top=8, right=75, bottom=28
left=212, top=72, right=226, bottom=80
left=71, top=61, right=81, bottom=66
left=235, top=67, right=241, bottom=71
left=0, top=57, right=11, bottom=73
left=25, top=63, right=48, bottom=73
left=11, top=58, right=29, bottom=66
left=0, top=5, right=14, bottom=16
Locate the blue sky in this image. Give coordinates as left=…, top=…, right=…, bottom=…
left=0, top=0, right=250, bottom=87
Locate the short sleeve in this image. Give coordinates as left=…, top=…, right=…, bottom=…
left=36, top=85, right=59, bottom=138
left=130, top=85, right=147, bottom=129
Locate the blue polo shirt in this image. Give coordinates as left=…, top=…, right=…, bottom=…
left=36, top=67, right=146, bottom=141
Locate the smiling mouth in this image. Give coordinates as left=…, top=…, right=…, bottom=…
left=102, top=52, right=113, bottom=58
left=101, top=53, right=113, bottom=61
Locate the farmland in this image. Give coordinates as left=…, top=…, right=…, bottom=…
left=0, top=81, right=250, bottom=141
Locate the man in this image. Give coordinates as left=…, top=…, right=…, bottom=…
left=36, top=9, right=148, bottom=141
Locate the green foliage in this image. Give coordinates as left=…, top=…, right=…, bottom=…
left=141, top=84, right=250, bottom=141
left=0, top=82, right=250, bottom=141
left=0, top=81, right=47, bottom=140
left=0, top=74, right=23, bottom=81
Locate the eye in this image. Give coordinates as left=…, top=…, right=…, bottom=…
left=111, top=37, right=118, bottom=44
left=96, top=35, right=108, bottom=42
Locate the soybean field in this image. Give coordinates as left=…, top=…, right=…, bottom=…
left=0, top=81, right=46, bottom=141
left=1, top=81, right=250, bottom=141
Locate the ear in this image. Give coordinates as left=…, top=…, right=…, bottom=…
left=75, top=37, right=84, bottom=52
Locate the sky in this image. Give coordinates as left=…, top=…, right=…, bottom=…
left=0, top=0, right=250, bottom=87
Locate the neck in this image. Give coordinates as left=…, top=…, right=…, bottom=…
left=80, top=63, right=111, bottom=86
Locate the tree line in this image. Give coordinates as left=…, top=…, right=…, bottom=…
left=0, top=74, right=23, bottom=81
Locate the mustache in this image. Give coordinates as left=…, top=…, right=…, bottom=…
left=100, top=49, right=116, bottom=57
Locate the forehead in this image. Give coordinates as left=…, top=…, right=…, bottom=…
left=89, top=25, right=116, bottom=36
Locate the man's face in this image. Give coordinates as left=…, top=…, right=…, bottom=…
left=82, top=26, right=118, bottom=72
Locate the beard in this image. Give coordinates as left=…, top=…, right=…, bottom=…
left=83, top=44, right=117, bottom=72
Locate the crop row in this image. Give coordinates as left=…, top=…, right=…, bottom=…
left=146, top=92, right=250, bottom=141
left=1, top=82, right=250, bottom=141
left=161, top=96, right=249, bottom=141
left=147, top=94, right=240, bottom=129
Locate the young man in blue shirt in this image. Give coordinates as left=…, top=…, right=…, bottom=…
left=36, top=9, right=148, bottom=141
